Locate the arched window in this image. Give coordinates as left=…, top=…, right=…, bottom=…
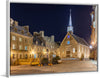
left=67, top=41, right=70, bottom=44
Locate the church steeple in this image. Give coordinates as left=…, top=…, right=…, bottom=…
left=67, top=9, right=73, bottom=34
left=69, top=9, right=72, bottom=26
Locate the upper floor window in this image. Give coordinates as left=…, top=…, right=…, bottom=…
left=19, top=45, right=22, bottom=50
left=25, top=39, right=27, bottom=43
left=67, top=41, right=70, bottom=44
left=36, top=41, right=38, bottom=45
left=13, top=54, right=15, bottom=59
left=19, top=37, right=22, bottom=42
left=25, top=46, right=27, bottom=50
left=12, top=36, right=16, bottom=40
left=12, top=44, right=16, bottom=49
left=73, top=48, right=75, bottom=53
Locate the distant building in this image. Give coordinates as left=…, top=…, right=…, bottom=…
left=10, top=18, right=33, bottom=65
left=33, top=31, right=58, bottom=60
left=33, top=31, right=46, bottom=59
left=90, top=5, right=98, bottom=60
left=59, top=10, right=90, bottom=59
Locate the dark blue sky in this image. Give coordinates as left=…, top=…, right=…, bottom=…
left=10, top=3, right=93, bottom=43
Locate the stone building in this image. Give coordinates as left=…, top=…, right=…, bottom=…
left=10, top=18, right=33, bottom=65
left=90, top=5, right=98, bottom=60
left=32, top=31, right=46, bottom=59
left=59, top=10, right=90, bottom=59
left=33, top=31, right=58, bottom=60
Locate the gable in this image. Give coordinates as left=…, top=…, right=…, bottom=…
left=60, top=32, right=78, bottom=47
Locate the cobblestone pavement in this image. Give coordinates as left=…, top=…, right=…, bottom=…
left=10, top=60, right=97, bottom=75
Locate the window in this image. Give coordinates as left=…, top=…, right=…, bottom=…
left=25, top=46, right=27, bottom=50
left=34, top=54, right=36, bottom=58
left=19, top=37, right=22, bottom=42
left=12, top=36, right=16, bottom=40
left=30, top=54, right=31, bottom=58
left=67, top=41, right=70, bottom=44
left=36, top=41, right=38, bottom=45
left=25, top=39, right=27, bottom=43
left=13, top=54, right=15, bottom=59
left=25, top=54, right=28, bottom=59
left=67, top=35, right=70, bottom=38
left=41, top=43, right=43, bottom=46
left=12, top=44, right=16, bottom=49
left=19, top=45, right=22, bottom=50
left=20, top=54, right=22, bottom=59
left=73, top=48, right=75, bottom=53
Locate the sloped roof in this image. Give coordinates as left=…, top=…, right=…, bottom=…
left=10, top=26, right=32, bottom=37
left=71, top=33, right=89, bottom=46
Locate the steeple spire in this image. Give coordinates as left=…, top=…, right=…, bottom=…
left=69, top=9, right=72, bottom=26
left=67, top=9, right=73, bottom=34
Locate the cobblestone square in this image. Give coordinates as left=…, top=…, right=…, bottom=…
left=10, top=60, right=97, bottom=75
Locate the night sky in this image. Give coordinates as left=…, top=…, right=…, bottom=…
left=10, top=3, right=93, bottom=44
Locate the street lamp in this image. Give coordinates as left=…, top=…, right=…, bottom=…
left=89, top=45, right=93, bottom=49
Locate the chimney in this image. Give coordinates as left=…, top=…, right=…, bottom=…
left=23, top=25, right=29, bottom=32
left=51, top=35, right=54, bottom=42
left=33, top=32, right=38, bottom=36
left=10, top=18, right=14, bottom=26
left=14, top=21, right=18, bottom=26
left=39, top=31, right=44, bottom=37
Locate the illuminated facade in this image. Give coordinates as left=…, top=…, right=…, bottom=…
left=10, top=18, right=58, bottom=65
left=90, top=5, right=98, bottom=60
left=10, top=18, right=33, bottom=65
left=59, top=10, right=90, bottom=59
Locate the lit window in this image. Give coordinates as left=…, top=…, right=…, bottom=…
left=25, top=46, right=27, bottom=50
left=13, top=54, right=15, bottom=59
left=34, top=54, right=37, bottom=58
left=43, top=49, right=45, bottom=52
left=20, top=54, right=22, bottom=59
left=36, top=41, right=38, bottom=45
left=19, top=45, right=22, bottom=50
left=41, top=43, right=43, bottom=46
left=67, top=41, right=70, bottom=44
left=19, top=37, right=22, bottom=42
left=73, top=48, right=75, bottom=53
left=12, top=44, right=16, bottom=49
left=12, top=36, right=16, bottom=40
left=25, top=54, right=28, bottom=59
left=67, top=35, right=70, bottom=38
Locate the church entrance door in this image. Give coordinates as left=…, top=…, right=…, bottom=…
left=66, top=51, right=70, bottom=57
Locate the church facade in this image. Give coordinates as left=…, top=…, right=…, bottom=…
left=59, top=10, right=90, bottom=59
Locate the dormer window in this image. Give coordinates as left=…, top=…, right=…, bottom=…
left=19, top=37, right=22, bottom=42
left=41, top=43, right=43, bottom=46
left=14, top=28, right=17, bottom=32
left=36, top=41, right=38, bottom=45
left=21, top=30, right=24, bottom=34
